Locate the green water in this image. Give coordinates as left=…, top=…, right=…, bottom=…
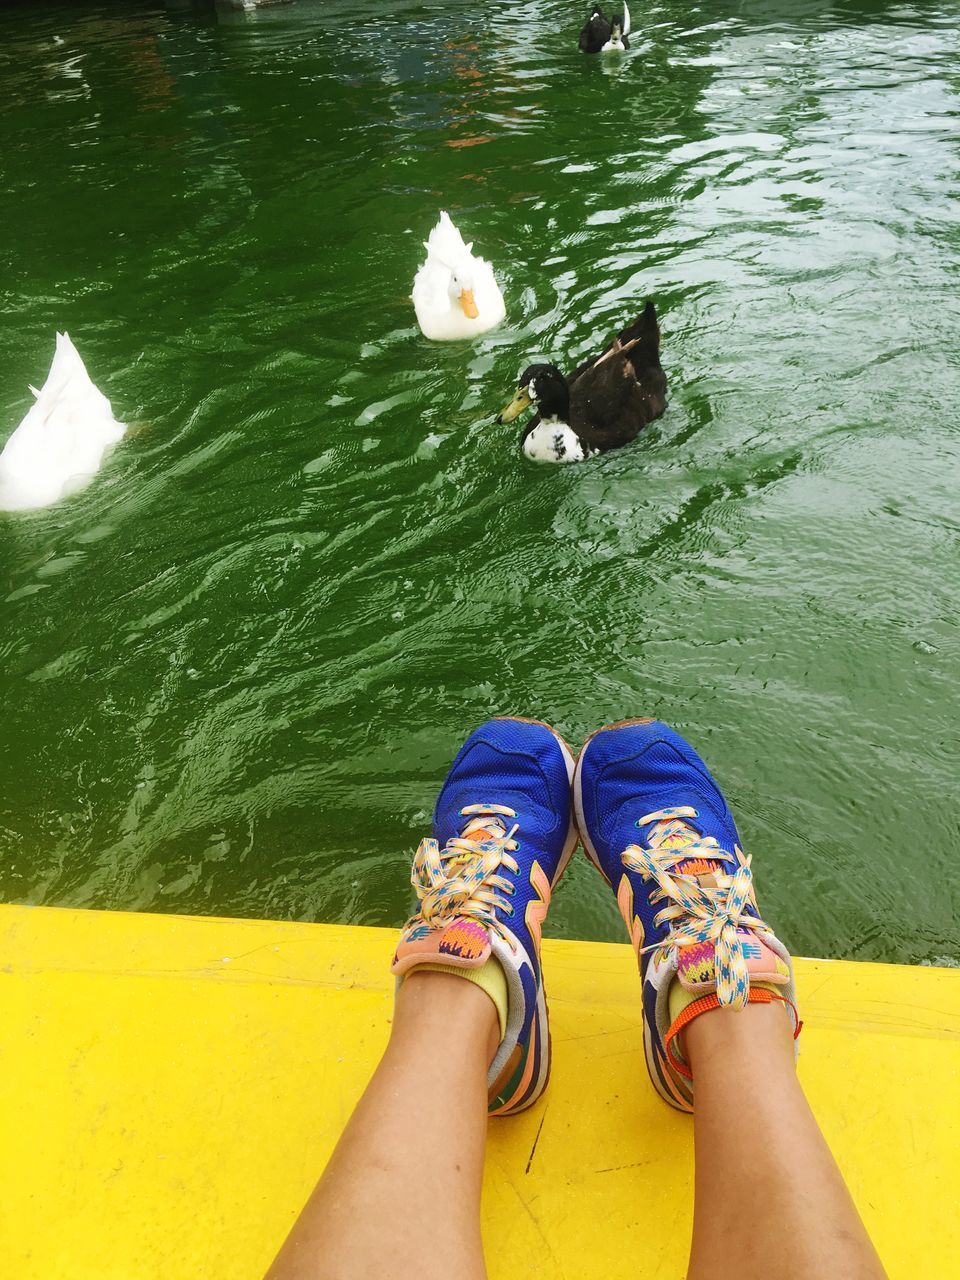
left=1, top=0, right=958, bottom=966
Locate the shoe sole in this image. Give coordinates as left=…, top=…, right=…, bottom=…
left=573, top=718, right=655, bottom=881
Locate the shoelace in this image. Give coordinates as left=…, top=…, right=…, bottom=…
left=406, top=804, right=520, bottom=941
left=622, top=805, right=773, bottom=1010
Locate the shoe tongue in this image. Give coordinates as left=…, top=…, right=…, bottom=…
left=459, top=817, right=506, bottom=843
left=678, top=859, right=721, bottom=888
left=676, top=931, right=790, bottom=993
left=393, top=916, right=492, bottom=974
left=659, top=830, right=695, bottom=854
left=444, top=817, right=506, bottom=873
left=657, top=824, right=723, bottom=885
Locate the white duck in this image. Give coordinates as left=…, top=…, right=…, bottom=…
left=412, top=211, right=506, bottom=341
left=0, top=332, right=126, bottom=512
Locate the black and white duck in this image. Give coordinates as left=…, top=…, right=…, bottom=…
left=603, top=8, right=630, bottom=50
left=496, top=302, right=666, bottom=464
left=578, top=3, right=630, bottom=53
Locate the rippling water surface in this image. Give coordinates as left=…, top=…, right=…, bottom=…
left=1, top=0, right=959, bottom=964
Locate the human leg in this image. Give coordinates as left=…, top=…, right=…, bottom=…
left=266, top=717, right=577, bottom=1279
left=574, top=719, right=886, bottom=1280
left=265, top=971, right=496, bottom=1280
left=686, top=999, right=885, bottom=1279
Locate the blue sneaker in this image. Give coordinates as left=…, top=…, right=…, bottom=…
left=574, top=719, right=799, bottom=1112
left=392, top=718, right=578, bottom=1115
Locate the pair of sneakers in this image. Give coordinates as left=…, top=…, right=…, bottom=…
left=392, top=717, right=800, bottom=1115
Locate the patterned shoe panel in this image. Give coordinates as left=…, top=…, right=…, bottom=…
left=394, top=717, right=577, bottom=1115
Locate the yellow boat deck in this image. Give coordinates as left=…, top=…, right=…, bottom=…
left=0, top=903, right=957, bottom=1278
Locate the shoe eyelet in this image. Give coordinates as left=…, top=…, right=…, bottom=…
left=514, top=840, right=522, bottom=851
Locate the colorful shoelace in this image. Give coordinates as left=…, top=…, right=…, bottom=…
left=621, top=805, right=773, bottom=1009
left=405, top=803, right=520, bottom=940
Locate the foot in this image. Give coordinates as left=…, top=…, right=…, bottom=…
left=393, top=718, right=578, bottom=1115
left=573, top=719, right=799, bottom=1111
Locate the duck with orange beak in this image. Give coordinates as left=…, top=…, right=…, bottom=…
left=412, top=211, right=506, bottom=340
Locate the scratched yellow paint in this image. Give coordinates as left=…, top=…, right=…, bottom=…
left=0, top=904, right=956, bottom=1279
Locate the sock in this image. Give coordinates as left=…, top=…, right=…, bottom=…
left=416, top=956, right=508, bottom=1041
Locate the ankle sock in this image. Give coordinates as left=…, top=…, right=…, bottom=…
left=415, top=956, right=508, bottom=1041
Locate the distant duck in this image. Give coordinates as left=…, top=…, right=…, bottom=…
left=0, top=333, right=125, bottom=512
left=579, top=3, right=631, bottom=52
left=413, top=211, right=506, bottom=341
left=496, top=302, right=665, bottom=463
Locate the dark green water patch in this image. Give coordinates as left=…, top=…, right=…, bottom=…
left=1, top=0, right=959, bottom=966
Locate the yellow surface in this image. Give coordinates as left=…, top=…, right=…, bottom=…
left=0, top=903, right=957, bottom=1279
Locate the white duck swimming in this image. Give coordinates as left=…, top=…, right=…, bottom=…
left=0, top=332, right=126, bottom=512
left=412, top=211, right=506, bottom=341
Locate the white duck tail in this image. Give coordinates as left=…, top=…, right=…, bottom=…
left=623, top=1, right=630, bottom=37
left=0, top=332, right=125, bottom=512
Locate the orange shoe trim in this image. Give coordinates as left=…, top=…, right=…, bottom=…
left=524, top=860, right=551, bottom=957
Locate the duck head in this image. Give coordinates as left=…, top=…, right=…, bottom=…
left=496, top=363, right=570, bottom=424
left=435, top=255, right=479, bottom=319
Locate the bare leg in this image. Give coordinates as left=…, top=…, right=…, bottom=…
left=266, top=972, right=498, bottom=1280
left=685, top=1001, right=887, bottom=1280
